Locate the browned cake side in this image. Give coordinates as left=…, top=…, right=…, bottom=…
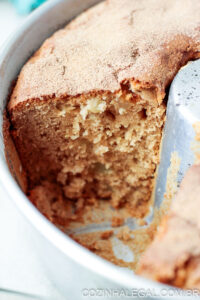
left=5, top=0, right=200, bottom=222
left=138, top=165, right=200, bottom=289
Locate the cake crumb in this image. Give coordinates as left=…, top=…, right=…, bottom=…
left=191, top=122, right=200, bottom=164
left=137, top=218, right=147, bottom=227
left=117, top=226, right=131, bottom=241
left=112, top=216, right=124, bottom=227
left=80, top=98, right=107, bottom=120
left=101, top=230, right=113, bottom=240
left=164, top=151, right=181, bottom=203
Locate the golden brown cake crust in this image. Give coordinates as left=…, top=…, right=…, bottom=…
left=9, top=0, right=200, bottom=110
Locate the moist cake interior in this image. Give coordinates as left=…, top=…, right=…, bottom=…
left=10, top=88, right=165, bottom=220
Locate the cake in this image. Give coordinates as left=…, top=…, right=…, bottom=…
left=138, top=165, right=200, bottom=289
left=3, top=0, right=200, bottom=277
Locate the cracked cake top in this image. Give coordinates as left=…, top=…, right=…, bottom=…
left=9, top=0, right=200, bottom=110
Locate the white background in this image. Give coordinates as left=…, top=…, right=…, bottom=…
left=0, top=1, right=65, bottom=299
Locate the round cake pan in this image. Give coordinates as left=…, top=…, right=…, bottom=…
left=0, top=1, right=195, bottom=299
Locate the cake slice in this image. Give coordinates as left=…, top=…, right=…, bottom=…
left=5, top=0, right=200, bottom=222
left=138, top=165, right=200, bottom=289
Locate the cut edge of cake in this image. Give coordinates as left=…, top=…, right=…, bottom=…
left=137, top=165, right=200, bottom=289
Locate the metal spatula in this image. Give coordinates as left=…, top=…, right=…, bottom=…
left=154, top=59, right=200, bottom=213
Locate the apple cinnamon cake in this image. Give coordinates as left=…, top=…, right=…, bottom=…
left=3, top=0, right=200, bottom=280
